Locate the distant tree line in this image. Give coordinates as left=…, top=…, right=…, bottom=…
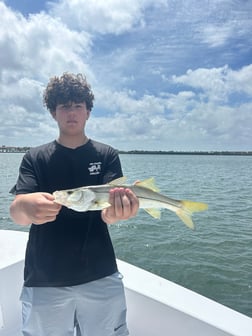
left=119, top=150, right=252, bottom=156
left=1, top=146, right=251, bottom=155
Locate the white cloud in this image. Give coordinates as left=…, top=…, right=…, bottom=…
left=49, top=0, right=145, bottom=34
left=49, top=0, right=168, bottom=34
left=0, top=2, right=92, bottom=80
left=172, top=65, right=252, bottom=102
left=200, top=24, right=234, bottom=47
left=193, top=0, right=252, bottom=48
left=228, top=64, right=252, bottom=95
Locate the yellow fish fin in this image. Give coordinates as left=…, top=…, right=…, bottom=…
left=176, top=210, right=195, bottom=229
left=95, top=201, right=111, bottom=209
left=108, top=176, right=127, bottom=186
left=135, top=177, right=160, bottom=192
left=144, top=208, right=161, bottom=219
left=176, top=200, right=208, bottom=229
left=181, top=200, right=208, bottom=212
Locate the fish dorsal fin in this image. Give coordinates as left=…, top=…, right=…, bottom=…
left=108, top=176, right=127, bottom=186
left=144, top=208, right=161, bottom=219
left=135, top=177, right=160, bottom=192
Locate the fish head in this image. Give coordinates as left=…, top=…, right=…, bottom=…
left=53, top=188, right=96, bottom=212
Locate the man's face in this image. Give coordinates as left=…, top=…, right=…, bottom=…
left=53, top=102, right=90, bottom=136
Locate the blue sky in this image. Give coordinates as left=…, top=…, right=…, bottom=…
left=1, top=0, right=252, bottom=151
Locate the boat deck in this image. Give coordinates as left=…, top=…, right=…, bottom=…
left=0, top=230, right=252, bottom=336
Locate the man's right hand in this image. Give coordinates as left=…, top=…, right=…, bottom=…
left=10, top=192, right=62, bottom=226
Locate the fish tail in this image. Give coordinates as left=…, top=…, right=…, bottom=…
left=176, top=201, right=208, bottom=229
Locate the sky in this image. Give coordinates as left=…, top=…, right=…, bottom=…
left=0, top=0, right=252, bottom=151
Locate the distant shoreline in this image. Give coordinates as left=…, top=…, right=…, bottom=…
left=1, top=146, right=251, bottom=156
left=119, top=150, right=252, bottom=156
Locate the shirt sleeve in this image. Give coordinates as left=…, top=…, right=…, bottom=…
left=9, top=151, right=39, bottom=195
left=102, top=147, right=123, bottom=184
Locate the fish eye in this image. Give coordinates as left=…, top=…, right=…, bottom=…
left=67, top=191, right=74, bottom=195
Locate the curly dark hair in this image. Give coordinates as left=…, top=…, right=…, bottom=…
left=43, top=73, right=95, bottom=113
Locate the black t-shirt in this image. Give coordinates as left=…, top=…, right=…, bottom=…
left=12, top=139, right=123, bottom=287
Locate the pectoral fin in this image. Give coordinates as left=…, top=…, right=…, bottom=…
left=98, top=201, right=111, bottom=208
left=90, top=201, right=111, bottom=210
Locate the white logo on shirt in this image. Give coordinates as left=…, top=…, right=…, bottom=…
left=88, top=162, right=102, bottom=175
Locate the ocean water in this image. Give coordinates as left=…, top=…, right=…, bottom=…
left=1, top=152, right=252, bottom=317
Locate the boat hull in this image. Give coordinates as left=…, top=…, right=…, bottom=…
left=0, top=230, right=251, bottom=336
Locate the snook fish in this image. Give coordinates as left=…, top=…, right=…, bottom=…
left=53, top=177, right=208, bottom=229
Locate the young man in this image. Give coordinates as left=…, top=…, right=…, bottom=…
left=10, top=73, right=139, bottom=336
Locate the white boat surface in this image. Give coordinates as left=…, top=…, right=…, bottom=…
left=0, top=229, right=251, bottom=336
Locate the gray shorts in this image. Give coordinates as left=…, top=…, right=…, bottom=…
left=20, top=272, right=129, bottom=336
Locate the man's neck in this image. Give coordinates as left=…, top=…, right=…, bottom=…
left=57, top=135, right=89, bottom=149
